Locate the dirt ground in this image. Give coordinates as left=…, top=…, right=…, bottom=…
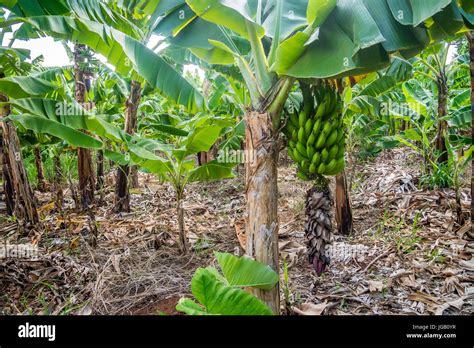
left=0, top=148, right=472, bottom=315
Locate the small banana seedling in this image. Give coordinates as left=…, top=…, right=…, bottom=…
left=127, top=118, right=236, bottom=253
left=282, top=261, right=292, bottom=314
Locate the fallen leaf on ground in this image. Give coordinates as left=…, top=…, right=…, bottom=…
left=292, top=302, right=328, bottom=315
left=367, top=280, right=384, bottom=292
left=408, top=291, right=440, bottom=306
left=459, top=258, right=474, bottom=271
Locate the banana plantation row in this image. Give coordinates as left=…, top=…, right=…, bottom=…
left=0, top=0, right=472, bottom=314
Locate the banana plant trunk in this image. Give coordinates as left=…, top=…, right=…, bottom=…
left=469, top=32, right=473, bottom=225
left=244, top=110, right=280, bottom=314
left=114, top=80, right=141, bottom=212
left=335, top=170, right=353, bottom=235
left=96, top=150, right=104, bottom=190
left=130, top=166, right=139, bottom=189
left=0, top=92, right=39, bottom=227
left=74, top=43, right=95, bottom=210
left=53, top=153, right=63, bottom=212
left=435, top=74, right=448, bottom=164
left=0, top=130, right=14, bottom=216
left=177, top=191, right=187, bottom=253
left=33, top=145, right=46, bottom=191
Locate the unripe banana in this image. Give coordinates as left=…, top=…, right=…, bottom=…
left=325, top=157, right=345, bottom=175
left=328, top=144, right=338, bottom=161
left=322, top=122, right=332, bottom=136
left=307, top=145, right=315, bottom=160
left=324, top=158, right=337, bottom=173
left=290, top=113, right=299, bottom=128
left=296, top=142, right=307, bottom=158
left=312, top=118, right=322, bottom=135
left=325, top=129, right=338, bottom=148
left=298, top=127, right=305, bottom=143
left=305, top=119, right=313, bottom=137
left=311, top=152, right=321, bottom=166
left=317, top=163, right=326, bottom=174
left=321, top=148, right=329, bottom=163
left=292, top=129, right=298, bottom=141
left=286, top=83, right=346, bottom=178
left=299, top=111, right=307, bottom=127
left=336, top=128, right=344, bottom=143
left=336, top=144, right=345, bottom=159
left=314, top=100, right=327, bottom=119
left=301, top=160, right=309, bottom=172
left=315, top=132, right=326, bottom=149
left=293, top=148, right=305, bottom=162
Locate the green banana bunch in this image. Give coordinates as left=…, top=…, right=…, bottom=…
left=284, top=83, right=346, bottom=180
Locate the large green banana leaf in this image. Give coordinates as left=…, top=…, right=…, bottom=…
left=360, top=57, right=413, bottom=96
left=5, top=97, right=129, bottom=142
left=187, top=160, right=235, bottom=182
left=4, top=0, right=70, bottom=16
left=7, top=113, right=103, bottom=149
left=156, top=0, right=471, bottom=79
left=214, top=252, right=279, bottom=290
left=187, top=267, right=273, bottom=315
left=2, top=1, right=204, bottom=112
left=0, top=76, right=60, bottom=98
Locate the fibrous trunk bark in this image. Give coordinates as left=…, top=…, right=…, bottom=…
left=96, top=150, right=104, bottom=191
left=53, top=153, right=63, bottom=212
left=305, top=179, right=332, bottom=275
left=435, top=75, right=448, bottom=164
left=96, top=149, right=104, bottom=204
left=77, top=147, right=95, bottom=210
left=469, top=32, right=473, bottom=226
left=244, top=111, right=280, bottom=314
left=114, top=80, right=141, bottom=213
left=33, top=145, right=46, bottom=191
left=74, top=43, right=95, bottom=211
left=0, top=92, right=39, bottom=228
left=177, top=193, right=187, bottom=253
left=0, top=126, right=14, bottom=215
left=130, top=166, right=139, bottom=189
left=335, top=171, right=352, bottom=235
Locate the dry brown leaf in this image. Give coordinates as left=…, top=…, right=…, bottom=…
left=68, top=236, right=80, bottom=250
left=443, top=276, right=464, bottom=296
left=459, top=258, right=474, bottom=271
left=367, top=280, right=384, bottom=292
left=435, top=297, right=465, bottom=315
left=407, top=291, right=440, bottom=306
left=234, top=220, right=246, bottom=251
left=75, top=304, right=92, bottom=315
left=279, top=240, right=305, bottom=267
left=399, top=274, right=419, bottom=288
left=111, top=254, right=121, bottom=275
left=292, top=302, right=328, bottom=315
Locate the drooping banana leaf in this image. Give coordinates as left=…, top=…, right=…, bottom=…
left=2, top=0, right=204, bottom=112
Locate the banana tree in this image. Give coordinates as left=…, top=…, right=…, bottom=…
left=0, top=68, right=54, bottom=227
left=1, top=0, right=206, bottom=212
left=152, top=0, right=472, bottom=313
left=2, top=0, right=471, bottom=313
left=414, top=42, right=454, bottom=163
left=127, top=119, right=236, bottom=252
